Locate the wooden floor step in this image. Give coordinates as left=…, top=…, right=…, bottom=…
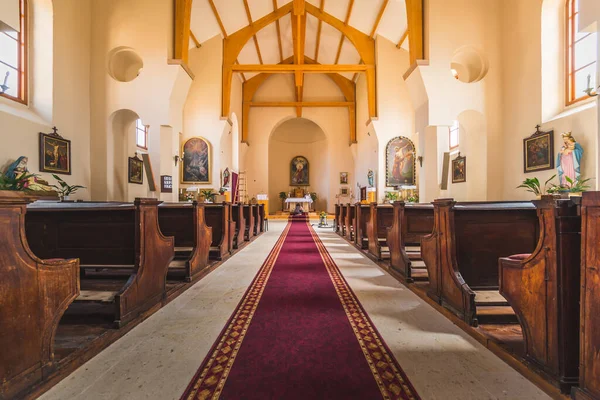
left=75, top=290, right=117, bottom=303
left=407, top=252, right=421, bottom=260
left=169, top=259, right=187, bottom=268
left=477, top=305, right=519, bottom=325
left=474, top=290, right=509, bottom=306
left=175, top=247, right=193, bottom=252
left=411, top=260, right=427, bottom=269
left=411, top=269, right=429, bottom=281
left=406, top=246, right=420, bottom=252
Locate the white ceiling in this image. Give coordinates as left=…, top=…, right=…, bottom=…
left=190, top=0, right=408, bottom=79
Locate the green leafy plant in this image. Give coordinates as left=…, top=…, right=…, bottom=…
left=0, top=172, right=38, bottom=191
left=407, top=194, right=419, bottom=203
left=384, top=191, right=399, bottom=202
left=516, top=175, right=556, bottom=196
left=319, top=211, right=327, bottom=219
left=562, top=176, right=593, bottom=193
left=200, top=189, right=216, bottom=202
left=51, top=174, right=85, bottom=199
left=279, top=191, right=288, bottom=211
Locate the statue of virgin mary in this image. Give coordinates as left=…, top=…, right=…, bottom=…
left=556, top=132, right=583, bottom=185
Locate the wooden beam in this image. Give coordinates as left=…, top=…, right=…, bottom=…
left=304, top=2, right=377, bottom=118
left=243, top=0, right=264, bottom=64
left=292, top=0, right=306, bottom=117
left=273, top=0, right=283, bottom=62
left=314, top=0, right=325, bottom=61
left=208, top=0, right=227, bottom=38
left=174, top=0, right=193, bottom=64
left=222, top=2, right=294, bottom=117
left=190, top=30, right=201, bottom=48
left=405, top=0, right=425, bottom=64
left=353, top=0, right=388, bottom=81
left=334, top=0, right=354, bottom=64
left=231, top=64, right=369, bottom=73
left=248, top=101, right=353, bottom=107
left=396, top=29, right=408, bottom=49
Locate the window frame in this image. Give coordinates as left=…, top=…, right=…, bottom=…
left=135, top=119, right=148, bottom=150
left=0, top=0, right=28, bottom=104
left=565, top=0, right=597, bottom=106
left=449, top=121, right=460, bottom=150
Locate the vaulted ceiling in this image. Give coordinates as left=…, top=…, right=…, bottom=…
left=190, top=0, right=409, bottom=80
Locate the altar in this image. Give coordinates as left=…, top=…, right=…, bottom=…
left=285, top=197, right=313, bottom=212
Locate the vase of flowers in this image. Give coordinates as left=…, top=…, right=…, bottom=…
left=318, top=211, right=328, bottom=227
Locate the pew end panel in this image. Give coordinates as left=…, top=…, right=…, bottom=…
left=206, top=203, right=232, bottom=260
left=0, top=192, right=79, bottom=399
left=386, top=202, right=413, bottom=282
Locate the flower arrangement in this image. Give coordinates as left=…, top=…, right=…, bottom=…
left=319, top=211, right=327, bottom=219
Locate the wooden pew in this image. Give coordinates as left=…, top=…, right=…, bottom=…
left=158, top=202, right=212, bottom=282
left=243, top=204, right=255, bottom=241
left=339, top=204, right=347, bottom=236
left=498, top=196, right=580, bottom=393
left=572, top=192, right=600, bottom=400
left=25, top=198, right=174, bottom=328
left=366, top=203, right=394, bottom=261
left=386, top=201, right=434, bottom=283
left=345, top=204, right=355, bottom=241
left=354, top=203, right=370, bottom=249
left=421, top=199, right=538, bottom=326
left=205, top=203, right=234, bottom=260
left=0, top=192, right=79, bottom=399
left=231, top=204, right=246, bottom=249
left=258, top=204, right=265, bottom=233
left=334, top=204, right=341, bottom=233
left=252, top=203, right=261, bottom=236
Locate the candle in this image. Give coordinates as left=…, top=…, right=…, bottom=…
left=587, top=74, right=592, bottom=91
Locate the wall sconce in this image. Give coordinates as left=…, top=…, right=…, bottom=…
left=417, top=156, right=423, bottom=167
left=584, top=74, right=598, bottom=97
left=174, top=155, right=180, bottom=166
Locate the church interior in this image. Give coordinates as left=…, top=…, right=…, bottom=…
left=1, top=0, right=600, bottom=399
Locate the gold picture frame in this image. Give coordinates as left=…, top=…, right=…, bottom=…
left=180, top=136, right=211, bottom=184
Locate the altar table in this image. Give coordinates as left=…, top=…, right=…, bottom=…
left=285, top=197, right=313, bottom=212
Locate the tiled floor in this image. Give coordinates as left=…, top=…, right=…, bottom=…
left=40, top=221, right=550, bottom=400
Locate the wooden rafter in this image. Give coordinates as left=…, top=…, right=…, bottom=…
left=396, top=29, right=408, bottom=49
left=334, top=0, right=355, bottom=64
left=249, top=101, right=352, bottom=107
left=243, top=0, right=264, bottom=64
left=190, top=31, right=201, bottom=48
left=314, top=0, right=325, bottom=61
left=405, top=0, right=425, bottom=66
left=273, top=0, right=283, bottom=62
left=292, top=0, right=307, bottom=117
left=174, top=0, right=193, bottom=64
left=208, top=0, right=247, bottom=82
left=232, top=64, right=369, bottom=73
left=353, top=0, right=389, bottom=81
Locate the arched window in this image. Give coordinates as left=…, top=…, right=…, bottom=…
left=0, top=0, right=27, bottom=104
left=566, top=0, right=597, bottom=105
left=135, top=119, right=148, bottom=149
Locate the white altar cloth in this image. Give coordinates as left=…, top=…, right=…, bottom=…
left=285, top=197, right=313, bottom=212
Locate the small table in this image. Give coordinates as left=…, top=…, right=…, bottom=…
left=285, top=197, right=313, bottom=212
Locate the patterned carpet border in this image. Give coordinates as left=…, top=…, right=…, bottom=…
left=307, top=222, right=421, bottom=400
left=180, top=222, right=292, bottom=400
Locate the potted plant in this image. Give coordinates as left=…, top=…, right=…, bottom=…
left=200, top=189, right=216, bottom=203
left=318, top=211, right=328, bottom=227
left=563, top=176, right=593, bottom=197
left=384, top=191, right=399, bottom=203
left=309, top=192, right=317, bottom=211
left=51, top=174, right=85, bottom=201
left=279, top=191, right=288, bottom=211
left=516, top=175, right=556, bottom=199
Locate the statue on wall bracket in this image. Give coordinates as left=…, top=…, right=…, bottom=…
left=557, top=132, right=583, bottom=186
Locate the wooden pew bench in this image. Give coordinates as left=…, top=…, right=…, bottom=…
left=204, top=203, right=234, bottom=261
left=0, top=192, right=79, bottom=399
left=354, top=203, right=370, bottom=249
left=334, top=204, right=341, bottom=233
left=498, top=196, right=580, bottom=393
left=252, top=203, right=261, bottom=236
left=243, top=204, right=255, bottom=241
left=421, top=199, right=538, bottom=326
left=345, top=204, right=355, bottom=241
left=339, top=204, right=347, bottom=236
left=25, top=198, right=174, bottom=328
left=366, top=203, right=394, bottom=261
left=386, top=201, right=434, bottom=283
left=231, top=204, right=246, bottom=249
left=158, top=202, right=212, bottom=282
left=258, top=204, right=265, bottom=233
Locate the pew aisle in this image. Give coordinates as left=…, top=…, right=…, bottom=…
left=41, top=221, right=549, bottom=400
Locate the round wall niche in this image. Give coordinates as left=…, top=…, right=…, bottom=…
left=450, top=46, right=489, bottom=83
left=108, top=47, right=144, bottom=83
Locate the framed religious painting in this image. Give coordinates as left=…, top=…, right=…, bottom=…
left=523, top=127, right=554, bottom=173
left=340, top=187, right=349, bottom=196
left=385, top=136, right=416, bottom=187
left=452, top=153, right=466, bottom=183
left=39, top=128, right=71, bottom=175
left=340, top=172, right=348, bottom=184
left=290, top=156, right=309, bottom=186
left=128, top=155, right=144, bottom=184
left=181, top=136, right=211, bottom=184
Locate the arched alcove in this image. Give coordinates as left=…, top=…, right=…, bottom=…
left=268, top=118, right=329, bottom=213
left=107, top=109, right=149, bottom=201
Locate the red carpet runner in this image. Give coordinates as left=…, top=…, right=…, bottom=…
left=181, top=218, right=420, bottom=400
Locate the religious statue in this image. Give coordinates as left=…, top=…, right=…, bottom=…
left=222, top=168, right=230, bottom=187
left=3, top=156, right=54, bottom=192
left=557, top=132, right=583, bottom=185
left=367, top=169, right=374, bottom=188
